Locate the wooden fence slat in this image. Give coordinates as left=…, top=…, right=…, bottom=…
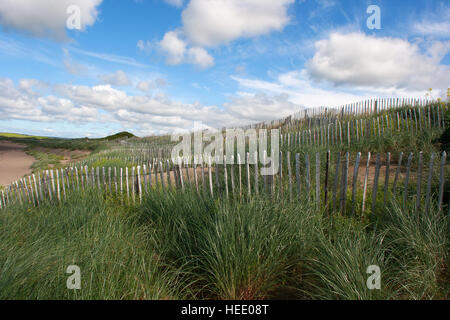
left=371, top=154, right=381, bottom=214
left=287, top=152, right=293, bottom=201
left=403, top=153, right=414, bottom=208
left=237, top=154, right=242, bottom=198
left=126, top=167, right=129, bottom=201
left=137, top=166, right=142, bottom=203
left=340, top=152, right=349, bottom=213
left=159, top=161, right=165, bottom=189
left=56, top=170, right=61, bottom=202
left=383, top=152, right=391, bottom=205
left=61, top=169, right=66, bottom=200
left=438, top=151, right=447, bottom=212
left=332, top=152, right=341, bottom=213
left=316, top=152, right=321, bottom=209
left=392, top=152, right=404, bottom=196
left=361, top=152, right=371, bottom=214
left=166, top=160, right=171, bottom=188
left=324, top=151, right=330, bottom=209
left=132, top=166, right=136, bottom=204
left=208, top=157, right=213, bottom=196
left=246, top=152, right=251, bottom=197
left=194, top=160, right=199, bottom=193
left=415, top=152, right=423, bottom=214
left=305, top=154, right=311, bottom=201
left=351, top=152, right=361, bottom=216
left=201, top=161, right=206, bottom=194
left=295, top=153, right=301, bottom=199
left=279, top=151, right=283, bottom=199
left=425, top=153, right=435, bottom=213
left=224, top=155, right=229, bottom=199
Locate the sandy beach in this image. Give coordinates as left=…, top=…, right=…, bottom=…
left=0, top=140, right=35, bottom=186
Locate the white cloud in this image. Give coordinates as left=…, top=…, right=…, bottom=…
left=99, top=70, right=131, bottom=86
left=0, top=76, right=305, bottom=136
left=307, top=32, right=450, bottom=91
left=137, top=39, right=153, bottom=53
left=0, top=0, right=103, bottom=40
left=155, top=0, right=294, bottom=68
left=136, top=81, right=152, bottom=92
left=159, top=30, right=187, bottom=65
left=413, top=7, right=450, bottom=37
left=187, top=47, right=214, bottom=69
left=136, top=78, right=167, bottom=92
left=0, top=78, right=102, bottom=123
left=225, top=92, right=301, bottom=122
left=414, top=21, right=450, bottom=37
left=231, top=72, right=371, bottom=109
left=158, top=31, right=214, bottom=68
left=182, top=0, right=295, bottom=47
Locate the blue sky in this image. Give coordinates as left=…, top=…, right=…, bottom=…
left=0, top=0, right=449, bottom=137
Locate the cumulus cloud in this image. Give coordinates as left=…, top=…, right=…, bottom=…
left=158, top=30, right=214, bottom=68
left=306, top=32, right=450, bottom=91
left=136, top=78, right=167, bottom=92
left=0, top=0, right=103, bottom=40
left=225, top=92, right=301, bottom=122
left=159, top=31, right=187, bottom=65
left=98, top=70, right=131, bottom=86
left=0, top=78, right=102, bottom=123
left=187, top=47, right=214, bottom=69
left=182, top=0, right=294, bottom=47
left=0, top=76, right=306, bottom=136
left=154, top=0, right=294, bottom=68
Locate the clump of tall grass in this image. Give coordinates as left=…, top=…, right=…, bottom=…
left=375, top=200, right=449, bottom=299
left=301, top=220, right=391, bottom=300
left=0, top=184, right=447, bottom=300
left=0, top=189, right=185, bottom=299
left=138, top=188, right=322, bottom=299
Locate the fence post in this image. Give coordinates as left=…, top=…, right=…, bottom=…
left=224, top=155, right=229, bottom=199
left=295, top=153, right=301, bottom=199
left=316, top=152, right=321, bottom=210
left=415, top=152, right=423, bottom=214
left=254, top=151, right=259, bottom=196
left=361, top=152, right=371, bottom=214
left=137, top=166, right=142, bottom=203
left=371, top=154, right=381, bottom=214
left=305, top=154, right=311, bottom=202
left=288, top=152, right=293, bottom=202
left=392, top=152, right=404, bottom=196
left=246, top=152, right=251, bottom=198
left=351, top=152, right=361, bottom=216
left=340, top=152, right=349, bottom=214
left=425, top=153, right=435, bottom=213
left=383, top=152, right=391, bottom=205
left=332, top=152, right=341, bottom=213
left=403, top=153, right=414, bottom=208
left=438, top=151, right=447, bottom=212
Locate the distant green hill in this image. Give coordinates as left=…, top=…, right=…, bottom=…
left=100, top=131, right=136, bottom=141
left=0, top=132, right=48, bottom=139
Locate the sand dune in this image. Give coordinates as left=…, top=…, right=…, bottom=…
left=0, top=140, right=35, bottom=186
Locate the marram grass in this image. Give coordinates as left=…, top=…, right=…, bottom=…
left=0, top=187, right=447, bottom=300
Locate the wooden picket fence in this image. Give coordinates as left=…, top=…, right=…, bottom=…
left=1, top=150, right=447, bottom=216
left=73, top=101, right=447, bottom=168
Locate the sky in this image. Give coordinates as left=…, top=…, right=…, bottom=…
left=0, top=0, right=449, bottom=138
